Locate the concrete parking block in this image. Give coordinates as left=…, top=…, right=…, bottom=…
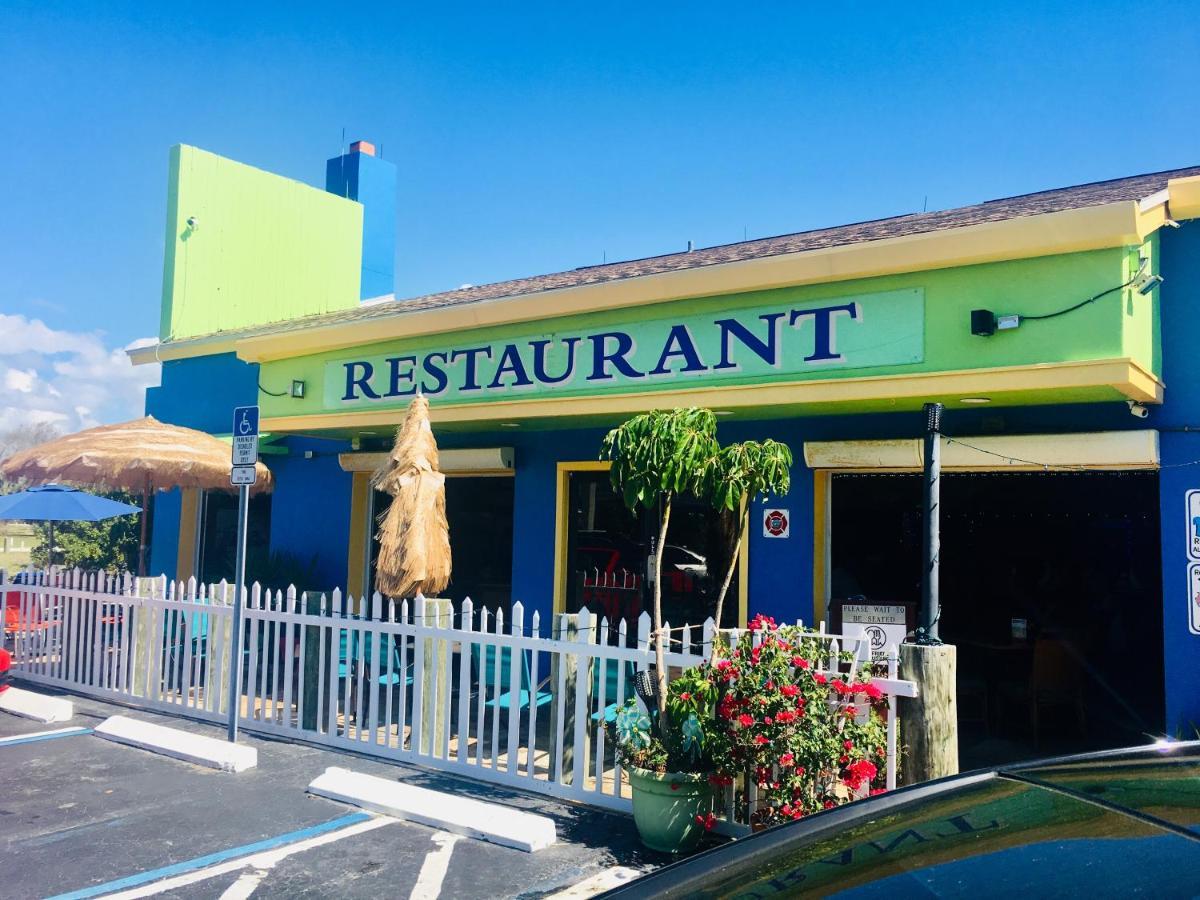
left=308, top=766, right=557, bottom=852
left=0, top=686, right=74, bottom=723
left=94, top=714, right=257, bottom=772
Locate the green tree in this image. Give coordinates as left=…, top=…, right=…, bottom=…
left=601, top=408, right=719, bottom=718
left=29, top=489, right=141, bottom=573
left=703, top=440, right=793, bottom=655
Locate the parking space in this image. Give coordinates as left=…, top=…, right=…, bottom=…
left=0, top=691, right=662, bottom=899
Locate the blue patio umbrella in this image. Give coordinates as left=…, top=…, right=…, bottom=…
left=0, top=484, right=141, bottom=567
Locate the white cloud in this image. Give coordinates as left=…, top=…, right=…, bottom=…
left=0, top=314, right=160, bottom=434
left=4, top=368, right=37, bottom=393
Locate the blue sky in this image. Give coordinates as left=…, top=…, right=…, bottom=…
left=1, top=1, right=1198, bottom=430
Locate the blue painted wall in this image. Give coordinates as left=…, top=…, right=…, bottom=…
left=1154, top=223, right=1200, bottom=736
left=265, top=435, right=354, bottom=593
left=325, top=147, right=397, bottom=299
left=146, top=353, right=259, bottom=433
left=145, top=353, right=259, bottom=578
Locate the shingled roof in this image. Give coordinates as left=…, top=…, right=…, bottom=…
left=160, top=164, right=1200, bottom=348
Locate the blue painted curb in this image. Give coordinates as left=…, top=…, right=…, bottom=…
left=0, top=727, right=93, bottom=747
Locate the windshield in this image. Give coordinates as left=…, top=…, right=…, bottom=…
left=650, top=776, right=1200, bottom=898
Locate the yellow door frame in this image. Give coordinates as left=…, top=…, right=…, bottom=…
left=553, top=460, right=748, bottom=626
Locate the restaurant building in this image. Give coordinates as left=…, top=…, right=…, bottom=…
left=130, top=142, right=1200, bottom=757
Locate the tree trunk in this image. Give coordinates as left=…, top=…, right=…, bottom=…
left=652, top=495, right=672, bottom=719
left=710, top=494, right=747, bottom=660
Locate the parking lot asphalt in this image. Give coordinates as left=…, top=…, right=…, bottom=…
left=0, top=689, right=669, bottom=899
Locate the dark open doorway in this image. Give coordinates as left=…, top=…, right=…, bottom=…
left=831, top=470, right=1164, bottom=767
left=371, top=476, right=514, bottom=616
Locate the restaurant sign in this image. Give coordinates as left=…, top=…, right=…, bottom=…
left=326, top=288, right=924, bottom=408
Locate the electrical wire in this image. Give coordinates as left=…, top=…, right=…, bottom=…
left=257, top=381, right=288, bottom=397
left=944, top=437, right=1200, bottom=471
left=1018, top=274, right=1138, bottom=323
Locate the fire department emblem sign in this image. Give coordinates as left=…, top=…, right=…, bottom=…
left=763, top=508, right=790, bottom=538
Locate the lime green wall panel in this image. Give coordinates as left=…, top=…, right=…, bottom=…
left=259, top=246, right=1158, bottom=420
left=160, top=145, right=363, bottom=341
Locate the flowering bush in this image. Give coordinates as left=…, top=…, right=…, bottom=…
left=610, top=613, right=892, bottom=828
left=704, top=615, right=890, bottom=825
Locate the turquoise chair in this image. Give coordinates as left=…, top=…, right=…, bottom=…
left=471, top=644, right=552, bottom=710
left=591, top=659, right=637, bottom=723
left=339, top=630, right=413, bottom=687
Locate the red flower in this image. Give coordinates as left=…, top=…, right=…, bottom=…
left=737, top=713, right=754, bottom=728
left=791, top=656, right=810, bottom=669
left=754, top=734, right=769, bottom=745
left=863, top=682, right=883, bottom=701
left=870, top=788, right=887, bottom=796
left=679, top=692, right=691, bottom=701
left=843, top=704, right=858, bottom=717
left=695, top=812, right=717, bottom=831
left=780, top=684, right=799, bottom=698
left=813, top=673, right=827, bottom=685
left=763, top=716, right=774, bottom=726
left=779, top=752, right=795, bottom=767
left=823, top=800, right=835, bottom=810
left=843, top=740, right=854, bottom=750
left=839, top=754, right=849, bottom=764
left=832, top=680, right=853, bottom=696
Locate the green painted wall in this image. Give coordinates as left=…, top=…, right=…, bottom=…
left=160, top=145, right=363, bottom=341
left=259, top=244, right=1159, bottom=420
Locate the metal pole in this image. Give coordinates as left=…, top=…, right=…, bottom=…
left=919, top=402, right=943, bottom=644
left=226, top=482, right=250, bottom=742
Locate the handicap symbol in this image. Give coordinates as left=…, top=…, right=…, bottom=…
left=238, top=410, right=254, bottom=435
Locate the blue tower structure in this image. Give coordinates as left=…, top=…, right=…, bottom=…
left=325, top=140, right=397, bottom=299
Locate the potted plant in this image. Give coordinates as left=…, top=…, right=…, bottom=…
left=610, top=666, right=718, bottom=853
left=704, top=615, right=892, bottom=826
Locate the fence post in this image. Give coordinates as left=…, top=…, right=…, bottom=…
left=301, top=591, right=322, bottom=729
left=549, top=612, right=581, bottom=784
left=899, top=642, right=958, bottom=783
left=419, top=596, right=453, bottom=756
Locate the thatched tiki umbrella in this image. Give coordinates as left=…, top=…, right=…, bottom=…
left=0, top=415, right=273, bottom=576
left=372, top=395, right=451, bottom=598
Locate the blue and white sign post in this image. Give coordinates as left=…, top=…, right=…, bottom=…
left=227, top=405, right=259, bottom=742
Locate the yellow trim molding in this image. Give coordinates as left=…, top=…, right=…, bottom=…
left=1168, top=175, right=1200, bottom=221
left=553, top=461, right=611, bottom=615
left=233, top=199, right=1167, bottom=363
left=552, top=459, right=748, bottom=627
left=345, top=471, right=372, bottom=601
left=812, top=471, right=831, bottom=627
left=261, top=358, right=1162, bottom=436
left=176, top=488, right=202, bottom=583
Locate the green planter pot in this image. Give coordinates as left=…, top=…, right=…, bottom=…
left=627, top=766, right=714, bottom=854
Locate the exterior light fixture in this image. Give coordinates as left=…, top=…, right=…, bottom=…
left=499, top=422, right=521, bottom=428
left=290, top=380, right=306, bottom=398
left=715, top=410, right=735, bottom=416
left=959, top=397, right=991, bottom=404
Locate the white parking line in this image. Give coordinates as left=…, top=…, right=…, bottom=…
left=409, top=832, right=461, bottom=900
left=100, top=815, right=395, bottom=898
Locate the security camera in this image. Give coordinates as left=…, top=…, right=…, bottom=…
left=185, top=216, right=198, bottom=229
left=1127, top=400, right=1149, bottom=419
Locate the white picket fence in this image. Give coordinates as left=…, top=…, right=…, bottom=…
left=2, top=567, right=916, bottom=828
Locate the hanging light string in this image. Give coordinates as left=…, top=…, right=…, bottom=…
left=944, top=436, right=1200, bottom=471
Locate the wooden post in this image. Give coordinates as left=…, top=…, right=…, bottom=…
left=548, top=613, right=582, bottom=784
left=420, top=598, right=453, bottom=756
left=302, top=591, right=322, bottom=730
left=899, top=642, right=958, bottom=783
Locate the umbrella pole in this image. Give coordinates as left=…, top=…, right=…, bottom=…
left=139, top=479, right=149, bottom=578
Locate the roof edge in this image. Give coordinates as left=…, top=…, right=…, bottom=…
left=237, top=197, right=1157, bottom=364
